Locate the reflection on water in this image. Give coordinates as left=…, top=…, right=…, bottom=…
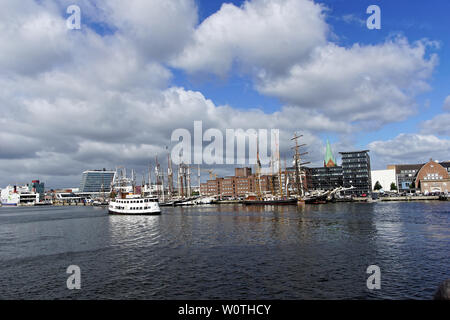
left=0, top=202, right=448, bottom=299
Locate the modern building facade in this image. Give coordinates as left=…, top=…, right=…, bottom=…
left=79, top=169, right=115, bottom=193
left=305, top=166, right=343, bottom=191
left=371, top=169, right=396, bottom=191
left=340, top=150, right=371, bottom=195
left=29, top=180, right=45, bottom=199
left=387, top=163, right=423, bottom=192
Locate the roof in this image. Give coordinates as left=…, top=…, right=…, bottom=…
left=440, top=161, right=450, bottom=168
left=324, top=140, right=336, bottom=166
left=339, top=150, right=370, bottom=154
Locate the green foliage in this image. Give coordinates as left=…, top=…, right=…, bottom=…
left=390, top=182, right=398, bottom=191
left=374, top=181, right=382, bottom=191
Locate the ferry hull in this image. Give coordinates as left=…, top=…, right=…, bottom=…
left=108, top=209, right=161, bottom=215
left=243, top=199, right=297, bottom=205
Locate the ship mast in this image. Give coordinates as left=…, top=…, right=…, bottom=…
left=269, top=156, right=274, bottom=197
left=167, top=147, right=173, bottom=199
left=255, top=134, right=263, bottom=200
left=197, top=165, right=201, bottom=196
left=148, top=162, right=152, bottom=196
left=155, top=155, right=160, bottom=201
left=284, top=156, right=289, bottom=198
left=276, top=132, right=283, bottom=199
left=291, top=133, right=309, bottom=198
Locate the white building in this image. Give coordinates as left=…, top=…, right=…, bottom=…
left=371, top=169, right=396, bottom=191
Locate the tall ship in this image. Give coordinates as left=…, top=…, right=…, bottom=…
left=242, top=132, right=307, bottom=205
left=108, top=168, right=161, bottom=215
left=0, top=185, right=40, bottom=206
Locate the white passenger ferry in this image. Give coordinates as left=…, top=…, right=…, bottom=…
left=109, top=195, right=161, bottom=215
left=108, top=167, right=161, bottom=215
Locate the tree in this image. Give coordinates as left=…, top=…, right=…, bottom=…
left=390, top=183, right=398, bottom=191
left=374, top=181, right=382, bottom=191
left=409, top=183, right=415, bottom=189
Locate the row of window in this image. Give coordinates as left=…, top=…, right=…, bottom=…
left=116, top=199, right=155, bottom=204
left=114, top=206, right=152, bottom=210
left=343, top=164, right=368, bottom=168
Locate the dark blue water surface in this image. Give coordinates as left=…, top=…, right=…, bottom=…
left=0, top=202, right=448, bottom=299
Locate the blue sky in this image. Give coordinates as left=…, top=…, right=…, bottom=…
left=177, top=0, right=450, bottom=150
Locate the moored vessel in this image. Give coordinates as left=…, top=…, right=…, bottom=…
left=108, top=167, right=161, bottom=215
left=243, top=196, right=297, bottom=205
left=0, top=185, right=40, bottom=206
left=108, top=195, right=161, bottom=215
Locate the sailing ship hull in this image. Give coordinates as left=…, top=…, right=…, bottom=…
left=243, top=199, right=297, bottom=205
left=304, top=195, right=328, bottom=204
left=108, top=209, right=161, bottom=215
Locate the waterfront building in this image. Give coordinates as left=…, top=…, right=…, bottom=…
left=200, top=167, right=280, bottom=198
left=387, top=161, right=450, bottom=193
left=235, top=167, right=252, bottom=177
left=305, top=166, right=343, bottom=191
left=371, top=169, right=396, bottom=191
left=339, top=150, right=371, bottom=195
left=30, top=180, right=45, bottom=199
left=414, top=159, right=450, bottom=194
left=387, top=163, right=423, bottom=192
left=79, top=169, right=115, bottom=193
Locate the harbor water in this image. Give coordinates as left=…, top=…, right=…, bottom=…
left=0, top=202, right=448, bottom=299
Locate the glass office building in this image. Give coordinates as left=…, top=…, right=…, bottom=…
left=79, top=169, right=116, bottom=193
left=306, top=166, right=343, bottom=191
left=29, top=180, right=45, bottom=199
left=340, top=150, right=371, bottom=196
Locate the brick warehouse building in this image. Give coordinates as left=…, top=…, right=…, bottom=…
left=414, top=159, right=450, bottom=194
left=387, top=161, right=450, bottom=193
left=200, top=167, right=307, bottom=198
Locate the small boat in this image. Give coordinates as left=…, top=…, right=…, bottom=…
left=176, top=196, right=217, bottom=206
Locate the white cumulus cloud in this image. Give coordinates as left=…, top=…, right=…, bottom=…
left=171, top=0, right=328, bottom=76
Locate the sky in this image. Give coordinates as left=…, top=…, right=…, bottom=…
left=0, top=0, right=449, bottom=188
